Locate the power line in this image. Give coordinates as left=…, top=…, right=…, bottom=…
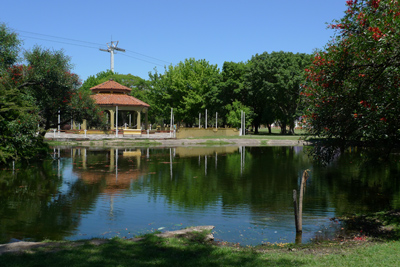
left=14, top=28, right=171, bottom=66
left=125, top=49, right=171, bottom=64
left=19, top=35, right=99, bottom=49
left=120, top=53, right=165, bottom=67
left=14, top=29, right=103, bottom=47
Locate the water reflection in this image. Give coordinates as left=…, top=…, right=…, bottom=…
left=1, top=146, right=400, bottom=245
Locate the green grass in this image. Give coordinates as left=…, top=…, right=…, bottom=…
left=1, top=231, right=399, bottom=267
left=191, top=135, right=304, bottom=141
left=121, top=140, right=163, bottom=146
left=197, top=140, right=234, bottom=146
left=45, top=140, right=79, bottom=146
left=260, top=140, right=268, bottom=146
left=186, top=127, right=309, bottom=141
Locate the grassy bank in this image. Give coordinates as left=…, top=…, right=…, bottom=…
left=2, top=210, right=400, bottom=266
left=0, top=231, right=399, bottom=267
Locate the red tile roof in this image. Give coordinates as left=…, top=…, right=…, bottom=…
left=90, top=79, right=150, bottom=108
left=91, top=94, right=150, bottom=107
left=90, top=79, right=132, bottom=93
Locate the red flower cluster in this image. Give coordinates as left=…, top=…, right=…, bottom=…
left=7, top=65, right=25, bottom=85
left=300, top=92, right=313, bottom=97
left=360, top=100, right=371, bottom=108
left=368, top=26, right=383, bottom=40
left=370, top=0, right=381, bottom=9
left=357, top=12, right=367, bottom=26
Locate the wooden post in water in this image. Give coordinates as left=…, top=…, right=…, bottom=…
left=293, top=170, right=310, bottom=236
left=298, top=170, right=309, bottom=233
left=293, top=189, right=299, bottom=232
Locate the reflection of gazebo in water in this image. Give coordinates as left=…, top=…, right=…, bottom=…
left=89, top=79, right=150, bottom=130
left=72, top=148, right=143, bottom=195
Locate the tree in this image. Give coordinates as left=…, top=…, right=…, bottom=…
left=23, top=46, right=105, bottom=135
left=245, top=52, right=310, bottom=134
left=149, top=58, right=220, bottom=126
left=0, top=24, right=20, bottom=70
left=219, top=61, right=249, bottom=126
left=0, top=25, right=45, bottom=163
left=302, top=0, right=400, bottom=162
left=225, top=100, right=253, bottom=129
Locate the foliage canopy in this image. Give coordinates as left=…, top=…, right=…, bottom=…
left=302, top=0, right=400, bottom=162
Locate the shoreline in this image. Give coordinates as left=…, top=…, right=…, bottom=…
left=44, top=132, right=309, bottom=147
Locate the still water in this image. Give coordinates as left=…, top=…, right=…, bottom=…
left=1, top=146, right=400, bottom=245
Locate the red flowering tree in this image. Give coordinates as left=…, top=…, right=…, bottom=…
left=302, top=0, right=400, bottom=162
left=23, top=46, right=106, bottom=135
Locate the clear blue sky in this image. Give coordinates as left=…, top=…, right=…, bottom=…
left=1, top=0, right=348, bottom=82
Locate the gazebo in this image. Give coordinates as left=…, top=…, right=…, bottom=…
left=89, top=79, right=150, bottom=130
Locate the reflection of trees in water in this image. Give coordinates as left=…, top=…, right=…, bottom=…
left=0, top=158, right=105, bottom=243
left=311, top=152, right=400, bottom=214
left=135, top=147, right=400, bottom=222
left=2, top=146, right=399, bottom=243
left=136, top=147, right=311, bottom=213
left=0, top=147, right=146, bottom=243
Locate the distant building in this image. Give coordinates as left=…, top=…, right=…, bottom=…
left=81, top=79, right=150, bottom=130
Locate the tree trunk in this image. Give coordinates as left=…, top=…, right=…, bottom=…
left=280, top=121, right=287, bottom=135
left=289, top=123, right=294, bottom=135
left=254, top=121, right=260, bottom=134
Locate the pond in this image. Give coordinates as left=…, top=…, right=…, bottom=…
left=1, top=146, right=400, bottom=246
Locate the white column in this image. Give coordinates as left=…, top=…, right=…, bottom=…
left=170, top=108, right=173, bottom=137
left=58, top=110, right=60, bottom=136
left=243, top=112, right=246, bottom=135
left=115, top=106, right=118, bottom=138
left=205, top=109, right=207, bottom=129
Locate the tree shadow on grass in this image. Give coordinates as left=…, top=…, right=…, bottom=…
left=341, top=209, right=400, bottom=240
left=0, top=234, right=306, bottom=267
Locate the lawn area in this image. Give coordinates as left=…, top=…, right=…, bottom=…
left=0, top=232, right=399, bottom=267
left=191, top=127, right=308, bottom=141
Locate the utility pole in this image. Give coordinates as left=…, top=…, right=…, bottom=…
left=100, top=41, right=125, bottom=73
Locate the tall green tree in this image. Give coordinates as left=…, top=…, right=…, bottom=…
left=219, top=61, right=249, bottom=126
left=302, top=0, right=400, bottom=162
left=149, top=58, right=220, bottom=126
left=0, top=25, right=45, bottom=163
left=245, top=52, right=310, bottom=134
left=0, top=24, right=20, bottom=70
left=23, top=46, right=105, bottom=135
left=225, top=100, right=253, bottom=129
